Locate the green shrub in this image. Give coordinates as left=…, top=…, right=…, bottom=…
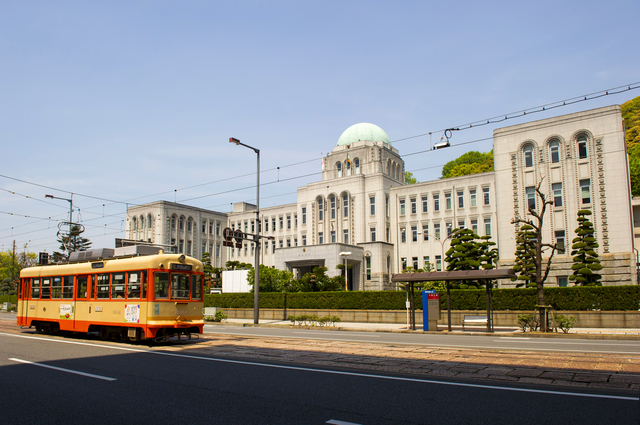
left=554, top=314, right=577, bottom=333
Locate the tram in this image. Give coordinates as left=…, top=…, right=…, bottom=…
left=17, top=249, right=205, bottom=342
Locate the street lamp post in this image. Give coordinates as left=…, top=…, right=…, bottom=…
left=339, top=251, right=351, bottom=291
left=229, top=138, right=261, bottom=324
left=421, top=228, right=463, bottom=332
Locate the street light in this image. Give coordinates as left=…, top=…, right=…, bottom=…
left=229, top=137, right=261, bottom=325
left=339, top=251, right=351, bottom=291
left=420, top=227, right=464, bottom=331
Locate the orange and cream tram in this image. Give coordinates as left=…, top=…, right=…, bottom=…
left=17, top=250, right=204, bottom=342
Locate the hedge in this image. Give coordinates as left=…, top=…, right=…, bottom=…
left=205, top=285, right=640, bottom=311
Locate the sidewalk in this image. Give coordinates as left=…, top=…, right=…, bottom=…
left=214, top=317, right=640, bottom=338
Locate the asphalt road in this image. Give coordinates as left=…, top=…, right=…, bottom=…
left=204, top=324, right=640, bottom=355
left=1, top=331, right=637, bottom=425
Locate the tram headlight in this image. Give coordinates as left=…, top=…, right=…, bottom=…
left=179, top=254, right=186, bottom=262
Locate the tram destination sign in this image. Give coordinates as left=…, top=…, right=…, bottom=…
left=171, top=264, right=193, bottom=271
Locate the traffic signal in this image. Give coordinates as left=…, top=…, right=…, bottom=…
left=39, top=252, right=49, bottom=265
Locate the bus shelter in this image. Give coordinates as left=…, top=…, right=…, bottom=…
left=391, top=269, right=516, bottom=332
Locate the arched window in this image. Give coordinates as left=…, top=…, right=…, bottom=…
left=577, top=135, right=588, bottom=159
left=336, top=162, right=342, bottom=178
left=354, top=158, right=360, bottom=174
left=343, top=193, right=349, bottom=217
left=139, top=215, right=144, bottom=229
left=523, top=145, right=534, bottom=168
left=131, top=217, right=137, bottom=231
left=346, top=160, right=351, bottom=176
left=549, top=140, right=560, bottom=163
left=330, top=195, right=336, bottom=219
left=386, top=159, right=390, bottom=175
left=318, top=198, right=324, bottom=221
left=147, top=214, right=153, bottom=228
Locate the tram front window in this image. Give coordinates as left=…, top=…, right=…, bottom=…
left=154, top=272, right=169, bottom=299
left=171, top=274, right=191, bottom=299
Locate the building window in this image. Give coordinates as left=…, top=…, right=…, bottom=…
left=411, top=197, right=417, bottom=214
left=524, top=145, right=534, bottom=167
left=401, top=227, right=406, bottom=243
left=244, top=221, right=248, bottom=233
left=279, top=216, right=284, bottom=230
left=435, top=255, right=442, bottom=271
left=336, top=162, right=342, bottom=178
left=412, top=226, right=418, bottom=242
left=272, top=241, right=276, bottom=253
left=553, top=183, right=563, bottom=207
left=272, top=217, right=276, bottom=230
left=423, top=256, right=430, bottom=270
left=370, top=196, right=376, bottom=215
left=557, top=276, right=568, bottom=287
left=251, top=220, right=255, bottom=233
left=445, top=193, right=452, bottom=210
left=331, top=230, right=336, bottom=243
left=470, top=189, right=477, bottom=207
left=287, top=215, right=291, bottom=229
left=577, top=135, right=588, bottom=159
left=318, top=199, right=324, bottom=221
left=171, top=216, right=176, bottom=229
left=370, top=227, right=376, bottom=242
left=366, top=256, right=371, bottom=280
left=457, top=190, right=464, bottom=209
left=294, top=214, right=298, bottom=228
left=422, top=195, right=428, bottom=213
left=412, top=257, right=419, bottom=271
left=458, top=219, right=465, bottom=229
left=302, top=207, right=306, bottom=224
left=434, top=223, right=441, bottom=239
left=422, top=224, right=429, bottom=241
left=446, top=222, right=452, bottom=237
left=179, top=218, right=184, bottom=231
left=244, top=243, right=248, bottom=256
left=550, top=140, right=560, bottom=163
left=400, top=199, right=406, bottom=215
left=386, top=226, right=390, bottom=243
left=202, top=221, right=206, bottom=233
left=343, top=229, right=349, bottom=244
left=278, top=240, right=283, bottom=249
left=471, top=219, right=478, bottom=234
left=286, top=239, right=291, bottom=248
left=343, top=194, right=349, bottom=217
left=484, top=217, right=492, bottom=236
left=216, top=222, right=220, bottom=235
left=330, top=196, right=336, bottom=219
left=355, top=158, right=360, bottom=174
left=385, top=195, right=389, bottom=217
left=580, top=179, right=591, bottom=204
left=302, top=235, right=307, bottom=246
left=401, top=257, right=407, bottom=271
left=434, top=194, right=440, bottom=211
left=483, top=187, right=490, bottom=205
left=318, top=232, right=323, bottom=244
left=526, top=186, right=536, bottom=210
left=555, top=230, right=565, bottom=254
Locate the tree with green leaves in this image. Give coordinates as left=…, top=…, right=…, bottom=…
left=404, top=171, right=418, bottom=184
left=51, top=224, right=92, bottom=263
left=290, top=266, right=344, bottom=292
left=510, top=180, right=559, bottom=332
left=247, top=265, right=294, bottom=293
left=569, top=210, right=603, bottom=286
left=225, top=260, right=253, bottom=270
left=441, top=151, right=493, bottom=179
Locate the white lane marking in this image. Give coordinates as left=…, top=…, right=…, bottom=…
left=8, top=358, right=117, bottom=381
left=1, top=332, right=636, bottom=401
left=294, top=331, right=380, bottom=337
left=499, top=337, right=530, bottom=340
left=327, top=420, right=363, bottom=425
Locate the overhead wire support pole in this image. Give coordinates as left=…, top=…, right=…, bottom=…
left=230, top=138, right=261, bottom=324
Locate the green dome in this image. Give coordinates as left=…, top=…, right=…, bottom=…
left=337, top=123, right=390, bottom=146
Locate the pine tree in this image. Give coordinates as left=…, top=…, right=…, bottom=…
left=570, top=210, right=603, bottom=286
left=51, top=224, right=92, bottom=263
left=445, top=228, right=482, bottom=288
left=511, top=224, right=537, bottom=288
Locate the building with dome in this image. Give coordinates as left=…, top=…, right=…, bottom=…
left=126, top=105, right=637, bottom=290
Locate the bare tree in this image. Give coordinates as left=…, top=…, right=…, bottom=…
left=510, top=179, right=559, bottom=332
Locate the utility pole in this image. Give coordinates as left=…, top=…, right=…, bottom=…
left=12, top=240, right=16, bottom=303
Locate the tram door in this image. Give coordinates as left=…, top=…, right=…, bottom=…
left=74, top=276, right=90, bottom=330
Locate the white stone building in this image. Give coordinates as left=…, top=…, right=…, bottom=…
left=126, top=105, right=638, bottom=289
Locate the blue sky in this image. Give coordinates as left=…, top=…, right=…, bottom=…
left=1, top=0, right=639, bottom=254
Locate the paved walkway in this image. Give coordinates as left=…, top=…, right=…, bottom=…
left=189, top=318, right=640, bottom=393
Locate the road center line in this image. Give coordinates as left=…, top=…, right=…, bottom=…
left=8, top=358, right=117, bottom=381
left=2, top=332, right=635, bottom=401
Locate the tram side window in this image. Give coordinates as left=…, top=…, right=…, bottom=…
left=62, top=276, right=74, bottom=299
left=96, top=274, right=110, bottom=299
left=111, top=273, right=126, bottom=299
left=171, top=274, right=190, bottom=299
left=191, top=275, right=202, bottom=300
left=51, top=277, right=62, bottom=299
left=31, top=278, right=41, bottom=299
left=127, top=271, right=144, bottom=299
left=76, top=276, right=88, bottom=299
left=154, top=272, right=169, bottom=299
left=41, top=278, right=51, bottom=299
